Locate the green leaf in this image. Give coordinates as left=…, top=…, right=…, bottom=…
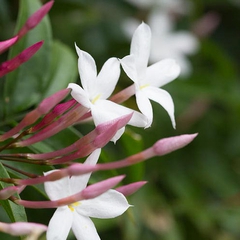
left=0, top=162, right=27, bottom=223
left=4, top=0, right=52, bottom=116
left=42, top=40, right=77, bottom=98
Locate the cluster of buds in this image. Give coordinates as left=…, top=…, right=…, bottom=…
left=0, top=1, right=197, bottom=240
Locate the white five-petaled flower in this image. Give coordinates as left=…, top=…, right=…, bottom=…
left=44, top=149, right=130, bottom=240
left=147, top=11, right=199, bottom=76
left=120, top=22, right=181, bottom=128
left=68, top=44, right=147, bottom=142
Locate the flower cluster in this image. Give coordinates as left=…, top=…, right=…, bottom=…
left=0, top=1, right=197, bottom=240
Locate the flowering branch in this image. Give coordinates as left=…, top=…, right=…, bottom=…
left=8, top=133, right=197, bottom=186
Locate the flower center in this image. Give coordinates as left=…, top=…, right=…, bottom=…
left=140, top=83, right=150, bottom=90
left=91, top=94, right=101, bottom=104
left=68, top=202, right=80, bottom=212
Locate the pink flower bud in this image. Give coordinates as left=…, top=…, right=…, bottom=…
left=18, top=0, right=54, bottom=38
left=116, top=181, right=147, bottom=196
left=31, top=99, right=77, bottom=132
left=0, top=41, right=43, bottom=78
left=0, top=221, right=47, bottom=237
left=153, top=133, right=198, bottom=156
left=16, top=104, right=88, bottom=147
left=16, top=175, right=125, bottom=208
left=0, top=185, right=25, bottom=200
left=0, top=88, right=70, bottom=142
left=0, top=36, right=18, bottom=54
left=81, top=175, right=125, bottom=200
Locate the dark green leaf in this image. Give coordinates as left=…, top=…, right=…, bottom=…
left=0, top=162, right=27, bottom=223
left=42, top=40, right=77, bottom=98
left=4, top=0, right=52, bottom=116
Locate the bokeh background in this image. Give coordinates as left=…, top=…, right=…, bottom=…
left=0, top=0, right=240, bottom=239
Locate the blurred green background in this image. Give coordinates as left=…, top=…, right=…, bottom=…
left=0, top=0, right=240, bottom=239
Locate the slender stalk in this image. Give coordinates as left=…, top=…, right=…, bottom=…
left=2, top=163, right=38, bottom=178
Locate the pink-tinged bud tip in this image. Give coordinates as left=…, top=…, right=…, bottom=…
left=153, top=133, right=198, bottom=156
left=0, top=186, right=25, bottom=200
left=81, top=175, right=125, bottom=200
left=116, top=181, right=147, bottom=196
left=0, top=222, right=47, bottom=237
left=0, top=36, right=18, bottom=54
left=18, top=0, right=54, bottom=38
left=0, top=41, right=43, bottom=78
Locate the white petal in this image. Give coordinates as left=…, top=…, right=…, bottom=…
left=120, top=54, right=138, bottom=82
left=72, top=213, right=100, bottom=240
left=130, top=22, right=151, bottom=77
left=47, top=207, right=73, bottom=240
left=135, top=90, right=153, bottom=128
left=92, top=100, right=147, bottom=128
left=170, top=31, right=199, bottom=55
left=143, top=86, right=176, bottom=128
left=44, top=170, right=71, bottom=200
left=146, top=58, right=180, bottom=87
left=91, top=100, right=130, bottom=125
left=129, top=108, right=148, bottom=128
left=68, top=83, right=91, bottom=108
left=96, top=57, right=120, bottom=99
left=76, top=45, right=97, bottom=94
left=70, top=149, right=101, bottom=195
left=111, top=127, right=125, bottom=143
left=76, top=189, right=130, bottom=219
left=148, top=11, right=173, bottom=36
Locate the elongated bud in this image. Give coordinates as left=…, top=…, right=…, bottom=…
left=81, top=175, right=125, bottom=200
left=116, top=181, right=147, bottom=196
left=110, top=84, right=135, bottom=103
left=31, top=99, right=76, bottom=132
left=15, top=105, right=88, bottom=147
left=0, top=88, right=70, bottom=142
left=0, top=222, right=47, bottom=238
left=153, top=133, right=198, bottom=156
left=93, top=113, right=133, bottom=148
left=0, top=41, right=43, bottom=78
left=16, top=175, right=125, bottom=208
left=14, top=134, right=197, bottom=186
left=27, top=113, right=132, bottom=161
left=0, top=185, right=25, bottom=200
left=0, top=36, right=18, bottom=54
left=18, top=0, right=54, bottom=38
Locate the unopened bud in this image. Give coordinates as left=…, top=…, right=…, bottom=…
left=153, top=133, right=198, bottom=156
left=0, top=221, right=47, bottom=238
left=0, top=36, right=18, bottom=54
left=0, top=41, right=43, bottom=78
left=81, top=175, right=125, bottom=200
left=116, top=181, right=147, bottom=196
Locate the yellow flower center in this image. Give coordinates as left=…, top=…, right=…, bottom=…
left=68, top=202, right=80, bottom=212
left=91, top=94, right=101, bottom=104
left=140, top=84, right=150, bottom=90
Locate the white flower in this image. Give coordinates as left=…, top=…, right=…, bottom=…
left=68, top=44, right=147, bottom=142
left=123, top=12, right=198, bottom=77
left=148, top=11, right=199, bottom=76
left=126, top=0, right=191, bottom=15
left=44, top=149, right=130, bottom=240
left=120, top=22, right=180, bottom=128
